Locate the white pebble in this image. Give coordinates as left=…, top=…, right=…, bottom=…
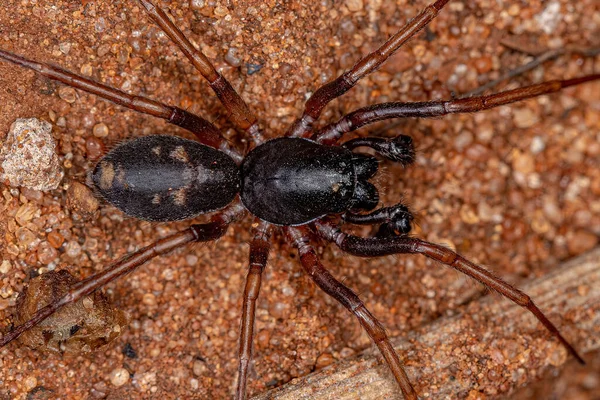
left=0, top=118, right=64, bottom=191
left=109, top=368, right=130, bottom=387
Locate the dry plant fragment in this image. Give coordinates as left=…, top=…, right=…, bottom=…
left=15, top=270, right=128, bottom=354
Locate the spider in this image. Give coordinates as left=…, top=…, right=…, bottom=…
left=0, top=0, right=598, bottom=398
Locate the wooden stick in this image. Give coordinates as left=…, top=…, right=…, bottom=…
left=254, top=247, right=600, bottom=399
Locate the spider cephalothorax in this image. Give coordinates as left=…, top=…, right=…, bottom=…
left=0, top=0, right=598, bottom=399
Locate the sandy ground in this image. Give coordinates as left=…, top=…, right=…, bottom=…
left=0, top=0, right=599, bottom=399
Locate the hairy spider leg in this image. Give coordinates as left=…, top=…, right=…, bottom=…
left=0, top=204, right=246, bottom=348
left=0, top=49, right=242, bottom=162
left=342, top=135, right=416, bottom=165
left=236, top=221, right=273, bottom=400
left=344, top=203, right=415, bottom=237
left=314, top=74, right=600, bottom=144
left=137, top=0, right=262, bottom=143
left=285, top=226, right=419, bottom=400
left=314, top=221, right=586, bottom=366
left=286, top=0, right=453, bottom=138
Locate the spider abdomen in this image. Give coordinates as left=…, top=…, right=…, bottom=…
left=92, top=135, right=240, bottom=221
left=240, top=137, right=362, bottom=225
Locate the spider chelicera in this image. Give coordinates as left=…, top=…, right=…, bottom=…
left=0, top=0, right=598, bottom=398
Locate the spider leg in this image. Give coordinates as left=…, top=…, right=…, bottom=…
left=314, top=220, right=586, bottom=365
left=0, top=49, right=241, bottom=161
left=343, top=135, right=415, bottom=166
left=236, top=221, right=273, bottom=400
left=0, top=203, right=245, bottom=348
left=314, top=73, right=600, bottom=144
left=286, top=0, right=452, bottom=138
left=137, top=0, right=261, bottom=143
left=463, top=46, right=600, bottom=97
left=344, top=203, right=414, bottom=237
left=285, top=226, right=418, bottom=400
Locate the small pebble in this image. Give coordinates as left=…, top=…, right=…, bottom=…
left=47, top=231, right=65, bottom=248
left=93, top=123, right=109, bottom=138
left=95, top=17, right=107, bottom=33
left=109, top=368, right=130, bottom=387
left=224, top=48, right=242, bottom=67
left=58, top=87, right=77, bottom=103
left=83, top=297, right=94, bottom=309
left=513, top=108, right=539, bottom=129
left=512, top=150, right=535, bottom=174
left=536, top=1, right=562, bottom=34
left=142, top=293, right=157, bottom=306
left=86, top=136, right=105, bottom=159
left=530, top=136, right=546, bottom=154
left=193, top=359, right=208, bottom=376
left=16, top=227, right=37, bottom=248
left=59, top=42, right=71, bottom=54
left=453, top=131, right=473, bottom=151
left=507, top=4, right=520, bottom=16
left=37, top=241, right=58, bottom=264
left=24, top=376, right=38, bottom=390
left=0, top=260, right=11, bottom=274
left=0, top=118, right=64, bottom=191
left=214, top=5, right=229, bottom=17
left=15, top=203, right=38, bottom=225
left=548, top=345, right=567, bottom=367
left=474, top=55, right=493, bottom=74
left=66, top=181, right=99, bottom=219
left=64, top=240, right=82, bottom=258
left=190, top=0, right=206, bottom=10
left=459, top=205, right=479, bottom=224
left=346, top=0, right=363, bottom=12
left=80, top=63, right=93, bottom=76
left=315, top=353, right=335, bottom=369
left=567, top=230, right=598, bottom=255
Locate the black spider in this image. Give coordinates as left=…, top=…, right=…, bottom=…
left=0, top=0, right=598, bottom=399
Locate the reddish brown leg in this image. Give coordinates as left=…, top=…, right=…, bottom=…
left=315, top=221, right=586, bottom=365
left=236, top=221, right=273, bottom=400
left=463, top=46, right=600, bottom=97
left=0, top=49, right=241, bottom=160
left=286, top=0, right=452, bottom=138
left=314, top=73, right=600, bottom=144
left=0, top=203, right=245, bottom=348
left=285, top=226, right=418, bottom=400
left=138, top=0, right=261, bottom=142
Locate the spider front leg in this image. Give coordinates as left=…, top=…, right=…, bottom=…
left=0, top=204, right=245, bottom=348
left=344, top=203, right=414, bottom=237
left=287, top=0, right=453, bottom=138
left=314, top=221, right=586, bottom=366
left=236, top=221, right=273, bottom=400
left=285, top=226, right=418, bottom=400
left=342, top=135, right=416, bottom=235
left=342, top=135, right=415, bottom=166
left=314, top=74, right=600, bottom=145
